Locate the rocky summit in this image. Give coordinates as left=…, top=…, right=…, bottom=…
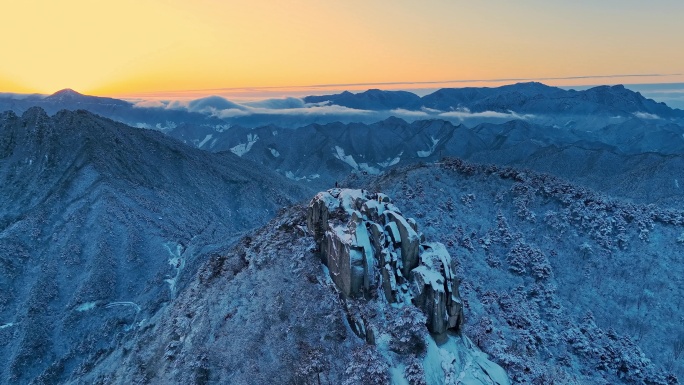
left=307, top=188, right=463, bottom=337
left=66, top=189, right=509, bottom=385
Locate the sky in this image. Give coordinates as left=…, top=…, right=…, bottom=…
left=0, top=0, right=682, bottom=99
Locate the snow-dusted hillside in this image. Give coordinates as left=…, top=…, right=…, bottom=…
left=48, top=156, right=684, bottom=384
left=0, top=108, right=311, bottom=384
left=70, top=190, right=512, bottom=385
left=360, top=158, right=683, bottom=384
left=173, top=116, right=684, bottom=208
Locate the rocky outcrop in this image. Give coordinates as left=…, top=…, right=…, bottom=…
left=307, top=188, right=463, bottom=336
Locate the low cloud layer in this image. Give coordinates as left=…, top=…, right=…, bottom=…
left=133, top=100, right=165, bottom=108
left=243, top=97, right=306, bottom=110
left=439, top=108, right=535, bottom=121
left=633, top=112, right=660, bottom=120
left=132, top=95, right=538, bottom=122
left=216, top=104, right=374, bottom=118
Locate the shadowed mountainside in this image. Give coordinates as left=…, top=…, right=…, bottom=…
left=0, top=108, right=311, bottom=384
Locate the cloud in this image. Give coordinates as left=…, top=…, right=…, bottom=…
left=130, top=94, right=542, bottom=125
left=129, top=94, right=540, bottom=126
left=166, top=100, right=190, bottom=110
left=187, top=96, right=247, bottom=114
left=271, top=105, right=372, bottom=116
left=244, top=97, right=306, bottom=109
left=214, top=108, right=252, bottom=118
left=389, top=108, right=430, bottom=117
left=438, top=107, right=535, bottom=121
left=215, top=104, right=372, bottom=119
left=633, top=112, right=660, bottom=120
left=133, top=100, right=166, bottom=108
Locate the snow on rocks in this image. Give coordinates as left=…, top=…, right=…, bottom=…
left=0, top=323, right=15, bottom=330
left=378, top=152, right=403, bottom=168
left=333, top=145, right=359, bottom=170
left=332, top=146, right=383, bottom=175
left=229, top=133, right=259, bottom=156
left=306, top=188, right=463, bottom=337
left=417, top=136, right=440, bottom=158
left=424, top=336, right=511, bottom=385
left=411, top=243, right=463, bottom=335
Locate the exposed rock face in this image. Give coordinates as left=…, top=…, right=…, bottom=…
left=307, top=188, right=463, bottom=336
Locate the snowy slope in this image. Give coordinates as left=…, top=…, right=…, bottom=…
left=362, top=159, right=683, bottom=384
left=166, top=116, right=684, bottom=208
left=0, top=108, right=311, bottom=384
left=70, top=192, right=511, bottom=385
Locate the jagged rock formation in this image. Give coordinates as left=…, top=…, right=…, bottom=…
left=307, top=188, right=463, bottom=336
left=64, top=201, right=509, bottom=385
left=365, top=159, right=683, bottom=384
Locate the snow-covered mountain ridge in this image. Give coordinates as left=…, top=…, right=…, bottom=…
left=306, top=83, right=683, bottom=119
left=59, top=159, right=684, bottom=384
left=183, top=116, right=684, bottom=207
left=68, top=190, right=510, bottom=385
left=0, top=108, right=311, bottom=384
left=2, top=82, right=682, bottom=132
left=359, top=158, right=684, bottom=384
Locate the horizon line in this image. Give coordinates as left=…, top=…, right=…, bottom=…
left=116, top=73, right=683, bottom=97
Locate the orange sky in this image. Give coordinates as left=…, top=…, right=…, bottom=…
left=0, top=0, right=682, bottom=98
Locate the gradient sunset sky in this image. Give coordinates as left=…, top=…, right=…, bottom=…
left=1, top=0, right=682, bottom=99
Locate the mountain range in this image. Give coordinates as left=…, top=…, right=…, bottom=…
left=2, top=82, right=684, bottom=384
left=306, top=83, right=684, bottom=119
left=167, top=116, right=684, bottom=207
left=1, top=82, right=682, bottom=132
left=6, top=84, right=683, bottom=206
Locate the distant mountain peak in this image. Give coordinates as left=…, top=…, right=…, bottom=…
left=513, top=81, right=545, bottom=86
left=303, top=89, right=421, bottom=110
left=378, top=116, right=408, bottom=125
left=589, top=84, right=627, bottom=91
left=40, top=88, right=133, bottom=108
left=49, top=88, right=84, bottom=98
